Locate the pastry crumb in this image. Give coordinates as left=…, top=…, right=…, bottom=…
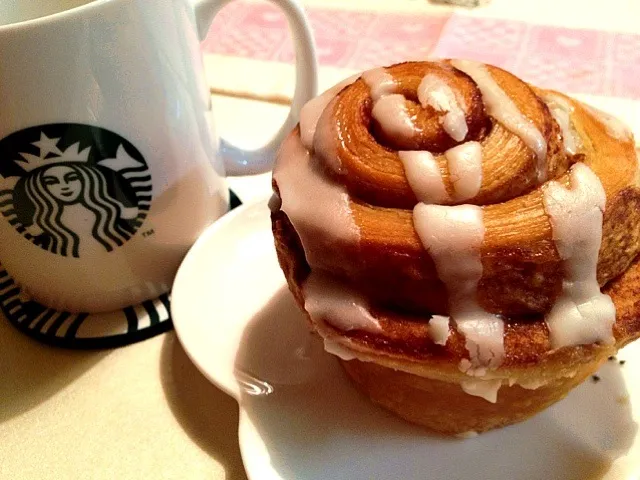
left=591, top=375, right=601, bottom=383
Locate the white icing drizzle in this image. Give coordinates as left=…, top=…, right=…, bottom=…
left=398, top=151, right=448, bottom=204
left=323, top=338, right=357, bottom=361
left=428, top=315, right=450, bottom=346
left=460, top=378, right=502, bottom=403
left=445, top=141, right=483, bottom=201
left=542, top=162, right=616, bottom=348
left=362, top=68, right=418, bottom=142
left=299, top=74, right=360, bottom=149
left=303, top=271, right=382, bottom=334
left=273, top=133, right=359, bottom=269
left=313, top=99, right=343, bottom=174
left=455, top=430, right=479, bottom=439
left=509, top=371, right=575, bottom=389
left=583, top=104, right=632, bottom=142
left=361, top=68, right=397, bottom=100
left=371, top=94, right=417, bottom=141
left=418, top=74, right=468, bottom=142
left=540, top=92, right=581, bottom=155
left=413, top=204, right=505, bottom=374
left=451, top=59, right=547, bottom=182
left=518, top=378, right=549, bottom=390
left=399, top=142, right=482, bottom=204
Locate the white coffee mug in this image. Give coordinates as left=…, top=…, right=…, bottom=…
left=0, top=0, right=317, bottom=313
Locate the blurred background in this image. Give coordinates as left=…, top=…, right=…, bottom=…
left=205, top=0, right=640, bottom=161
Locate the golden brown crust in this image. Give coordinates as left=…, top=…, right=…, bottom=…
left=272, top=209, right=640, bottom=371
left=271, top=60, right=640, bottom=434
left=321, top=62, right=565, bottom=209
left=274, top=209, right=639, bottom=434
left=340, top=356, right=605, bottom=435
left=276, top=63, right=640, bottom=317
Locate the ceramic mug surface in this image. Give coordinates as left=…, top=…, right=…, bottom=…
left=0, top=0, right=317, bottom=312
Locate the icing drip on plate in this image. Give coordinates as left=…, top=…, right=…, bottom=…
left=418, top=73, right=468, bottom=142
left=451, top=59, right=548, bottom=182
left=542, top=162, right=616, bottom=348
left=303, top=271, right=382, bottom=334
left=413, top=204, right=505, bottom=375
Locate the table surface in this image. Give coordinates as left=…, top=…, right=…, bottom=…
left=2, top=1, right=639, bottom=479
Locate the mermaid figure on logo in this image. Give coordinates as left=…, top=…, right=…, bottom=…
left=11, top=139, right=141, bottom=258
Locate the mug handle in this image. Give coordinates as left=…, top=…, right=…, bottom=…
left=192, top=0, right=318, bottom=176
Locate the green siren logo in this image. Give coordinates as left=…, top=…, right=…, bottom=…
left=0, top=124, right=151, bottom=258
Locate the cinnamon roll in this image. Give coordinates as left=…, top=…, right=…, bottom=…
left=270, top=60, right=640, bottom=435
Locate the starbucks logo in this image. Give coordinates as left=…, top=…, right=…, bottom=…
left=0, top=124, right=151, bottom=258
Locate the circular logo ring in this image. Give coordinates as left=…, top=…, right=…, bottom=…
left=0, top=124, right=151, bottom=258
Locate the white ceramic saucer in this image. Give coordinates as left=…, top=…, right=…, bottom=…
left=172, top=199, right=640, bottom=480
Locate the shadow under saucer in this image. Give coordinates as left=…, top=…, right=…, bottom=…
left=159, top=332, right=248, bottom=480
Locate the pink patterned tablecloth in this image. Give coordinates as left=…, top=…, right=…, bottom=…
left=203, top=1, right=640, bottom=99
